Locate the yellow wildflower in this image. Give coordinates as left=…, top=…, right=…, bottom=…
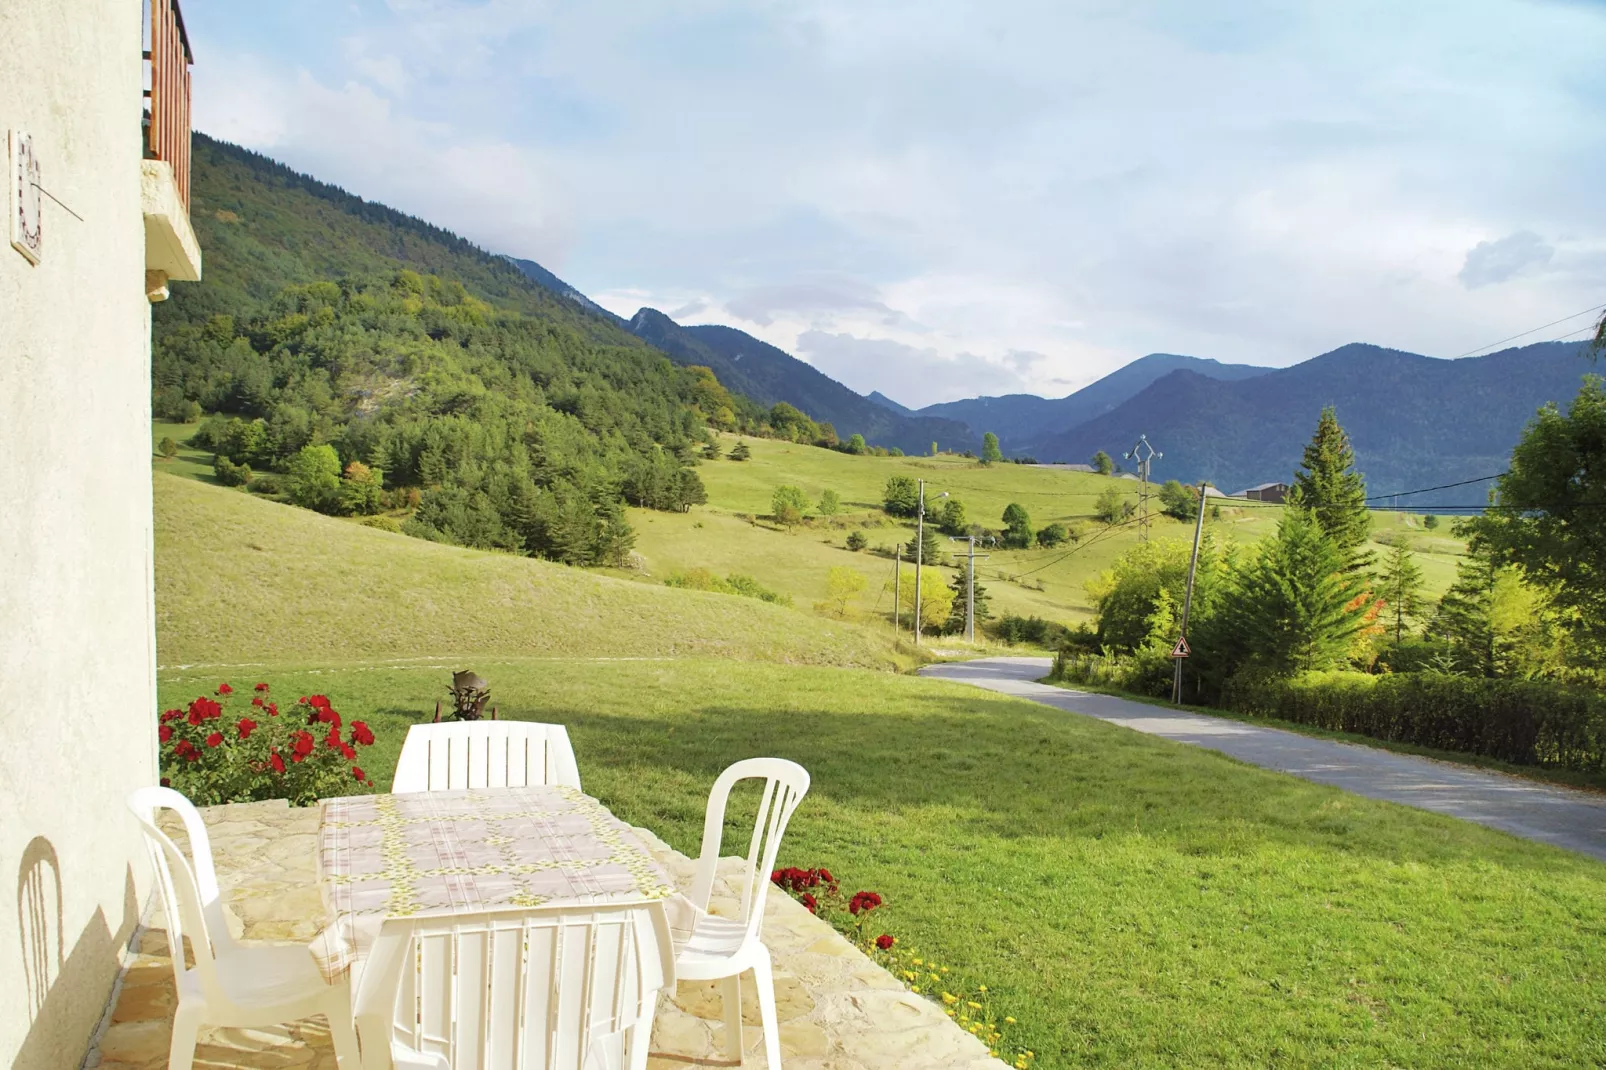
left=978, top=985, right=987, bottom=992
left=1005, top=1016, right=1017, bottom=1024
left=968, top=1001, right=982, bottom=1010
left=942, top=992, right=958, bottom=1004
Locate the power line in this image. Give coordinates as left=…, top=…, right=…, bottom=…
left=1450, top=302, right=1606, bottom=360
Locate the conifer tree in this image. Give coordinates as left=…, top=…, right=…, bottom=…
left=945, top=560, right=991, bottom=635
left=1379, top=541, right=1425, bottom=643
left=1292, top=406, right=1372, bottom=571
left=1228, top=506, right=1366, bottom=672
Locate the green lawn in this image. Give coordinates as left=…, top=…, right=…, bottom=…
left=156, top=658, right=1606, bottom=1068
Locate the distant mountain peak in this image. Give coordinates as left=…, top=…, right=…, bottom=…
left=866, top=390, right=915, bottom=416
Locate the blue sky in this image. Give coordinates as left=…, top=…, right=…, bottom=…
left=188, top=0, right=1606, bottom=407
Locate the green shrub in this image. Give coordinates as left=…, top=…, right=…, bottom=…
left=246, top=473, right=284, bottom=496
left=213, top=455, right=252, bottom=487
left=359, top=515, right=405, bottom=533
left=1225, top=671, right=1606, bottom=772
left=664, top=569, right=792, bottom=607
left=845, top=530, right=868, bottom=552
left=989, top=614, right=1072, bottom=648
left=1052, top=648, right=1173, bottom=698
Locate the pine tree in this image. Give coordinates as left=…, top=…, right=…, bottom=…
left=727, top=440, right=750, bottom=461
left=906, top=522, right=943, bottom=565
left=1292, top=406, right=1372, bottom=570
left=1379, top=541, right=1424, bottom=643
left=944, top=559, right=992, bottom=635
left=1229, top=506, right=1366, bottom=672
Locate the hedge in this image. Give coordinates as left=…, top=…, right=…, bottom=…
left=1226, top=671, right=1606, bottom=773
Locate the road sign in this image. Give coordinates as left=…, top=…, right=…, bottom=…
left=1170, top=636, right=1190, bottom=659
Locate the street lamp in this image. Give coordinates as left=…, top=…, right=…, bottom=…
left=913, top=483, right=947, bottom=645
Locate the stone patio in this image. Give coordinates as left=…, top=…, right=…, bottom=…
left=84, top=799, right=1007, bottom=1070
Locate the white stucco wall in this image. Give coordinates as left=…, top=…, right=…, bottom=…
left=0, top=2, right=161, bottom=1066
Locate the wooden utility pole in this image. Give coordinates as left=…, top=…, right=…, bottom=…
left=893, top=544, right=902, bottom=634
left=913, top=481, right=925, bottom=644
left=1172, top=481, right=1209, bottom=704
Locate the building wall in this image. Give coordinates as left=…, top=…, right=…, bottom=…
left=0, top=2, right=159, bottom=1066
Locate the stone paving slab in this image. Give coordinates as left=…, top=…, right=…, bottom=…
left=922, top=655, right=1606, bottom=861
left=85, top=799, right=1006, bottom=1070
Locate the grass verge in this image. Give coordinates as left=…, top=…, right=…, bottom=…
left=159, top=658, right=1606, bottom=1069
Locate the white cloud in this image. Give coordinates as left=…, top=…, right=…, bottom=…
left=183, top=0, right=1606, bottom=401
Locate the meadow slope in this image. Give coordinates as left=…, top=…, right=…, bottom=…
left=153, top=472, right=909, bottom=670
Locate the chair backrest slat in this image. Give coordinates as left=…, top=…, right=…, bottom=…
left=360, top=904, right=673, bottom=1070
left=393, top=721, right=582, bottom=794
left=689, top=758, right=810, bottom=942
left=126, top=786, right=236, bottom=1009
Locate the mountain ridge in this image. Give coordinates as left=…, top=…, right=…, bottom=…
left=1034, top=340, right=1594, bottom=506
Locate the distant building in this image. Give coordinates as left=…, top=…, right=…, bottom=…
left=1037, top=463, right=1096, bottom=472
left=1239, top=481, right=1290, bottom=503
left=1116, top=472, right=1141, bottom=482
left=1201, top=485, right=1228, bottom=499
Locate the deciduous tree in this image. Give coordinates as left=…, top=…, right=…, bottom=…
left=981, top=432, right=1003, bottom=465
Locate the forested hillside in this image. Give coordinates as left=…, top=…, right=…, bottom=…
left=151, top=134, right=767, bottom=561
left=1036, top=341, right=1596, bottom=505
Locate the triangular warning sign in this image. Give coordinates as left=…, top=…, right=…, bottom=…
left=1170, top=636, right=1191, bottom=658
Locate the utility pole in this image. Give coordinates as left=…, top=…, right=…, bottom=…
left=1172, top=481, right=1209, bottom=704
left=950, top=536, right=993, bottom=643
left=912, top=481, right=946, bottom=645
left=893, top=544, right=902, bottom=634
left=1124, top=434, right=1162, bottom=542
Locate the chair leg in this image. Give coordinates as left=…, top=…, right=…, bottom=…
left=325, top=990, right=363, bottom=1070
left=627, top=991, right=658, bottom=1070
left=168, top=1006, right=201, bottom=1070
left=721, top=973, right=744, bottom=1063
left=749, top=952, right=783, bottom=1069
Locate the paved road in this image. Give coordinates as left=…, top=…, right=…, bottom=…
left=920, top=656, right=1606, bottom=862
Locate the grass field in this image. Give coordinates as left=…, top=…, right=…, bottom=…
left=157, top=657, right=1606, bottom=1068
left=153, top=423, right=1469, bottom=631
left=153, top=472, right=915, bottom=670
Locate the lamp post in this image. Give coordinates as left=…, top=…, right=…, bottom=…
left=913, top=483, right=947, bottom=644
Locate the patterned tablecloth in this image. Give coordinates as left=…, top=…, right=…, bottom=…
left=311, top=786, right=679, bottom=983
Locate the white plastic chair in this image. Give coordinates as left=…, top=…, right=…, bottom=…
left=352, top=903, right=675, bottom=1070
left=391, top=720, right=582, bottom=793
left=126, top=786, right=361, bottom=1070
left=675, top=758, right=810, bottom=1068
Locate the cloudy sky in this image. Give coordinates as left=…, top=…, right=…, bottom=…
left=187, top=0, right=1606, bottom=407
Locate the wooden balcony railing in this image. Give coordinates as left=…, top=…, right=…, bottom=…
left=143, top=0, right=194, bottom=211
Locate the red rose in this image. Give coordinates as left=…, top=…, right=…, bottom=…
left=217, top=683, right=233, bottom=696
left=238, top=718, right=258, bottom=740
left=268, top=751, right=286, bottom=774
left=818, top=868, right=835, bottom=884
left=350, top=721, right=375, bottom=746
left=254, top=682, right=269, bottom=693
left=875, top=934, right=895, bottom=950
left=188, top=696, right=221, bottom=723
left=205, top=732, right=224, bottom=748
left=318, top=708, right=342, bottom=729
left=799, top=892, right=818, bottom=914
left=308, top=694, right=332, bottom=711
left=251, top=697, right=264, bottom=708
left=159, top=725, right=173, bottom=743
left=849, top=892, right=882, bottom=916
left=160, top=709, right=182, bottom=723
left=267, top=702, right=279, bottom=716
left=175, top=740, right=199, bottom=762
left=352, top=766, right=366, bottom=782
left=159, top=777, right=171, bottom=787
left=339, top=743, right=356, bottom=760
left=291, top=731, right=315, bottom=762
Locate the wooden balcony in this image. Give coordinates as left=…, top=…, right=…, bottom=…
left=143, top=0, right=193, bottom=210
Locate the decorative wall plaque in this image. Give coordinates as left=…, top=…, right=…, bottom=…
left=10, top=130, right=41, bottom=264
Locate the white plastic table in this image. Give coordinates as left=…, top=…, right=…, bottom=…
left=312, top=786, right=680, bottom=984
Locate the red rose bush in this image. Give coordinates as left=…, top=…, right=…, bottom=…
left=159, top=683, right=376, bottom=806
